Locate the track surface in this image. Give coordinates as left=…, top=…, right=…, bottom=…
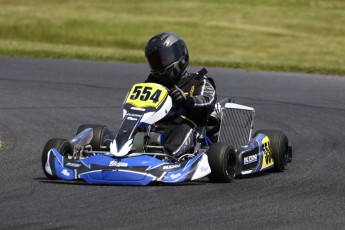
left=0, top=57, right=344, bottom=229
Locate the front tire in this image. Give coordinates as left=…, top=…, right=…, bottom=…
left=76, top=124, right=110, bottom=151
left=207, top=142, right=236, bottom=183
left=254, top=129, right=289, bottom=172
left=41, top=138, right=73, bottom=179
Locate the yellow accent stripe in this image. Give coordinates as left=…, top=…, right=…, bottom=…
left=180, top=115, right=197, bottom=128
left=190, top=85, right=195, bottom=96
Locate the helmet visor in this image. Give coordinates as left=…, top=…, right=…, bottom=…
left=146, top=42, right=185, bottom=72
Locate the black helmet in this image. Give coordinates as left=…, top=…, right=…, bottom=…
left=145, top=32, right=189, bottom=86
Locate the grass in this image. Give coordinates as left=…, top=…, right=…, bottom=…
left=0, top=0, right=344, bottom=75
left=0, top=138, right=4, bottom=151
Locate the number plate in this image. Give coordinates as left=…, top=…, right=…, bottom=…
left=125, top=83, right=168, bottom=109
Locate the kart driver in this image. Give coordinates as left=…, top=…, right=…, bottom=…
left=144, top=32, right=217, bottom=157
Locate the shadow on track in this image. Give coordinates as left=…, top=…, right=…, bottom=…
left=34, top=177, right=208, bottom=187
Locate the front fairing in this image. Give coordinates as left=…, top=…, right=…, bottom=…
left=45, top=148, right=210, bottom=185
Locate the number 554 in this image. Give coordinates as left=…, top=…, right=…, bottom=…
left=130, top=86, right=162, bottom=103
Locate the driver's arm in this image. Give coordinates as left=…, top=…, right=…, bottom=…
left=170, top=76, right=217, bottom=125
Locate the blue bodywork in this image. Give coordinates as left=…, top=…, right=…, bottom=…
left=46, top=148, right=207, bottom=185
left=235, top=133, right=275, bottom=175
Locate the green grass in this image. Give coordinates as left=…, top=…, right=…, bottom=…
left=0, top=0, right=344, bottom=75
left=0, top=138, right=4, bottom=151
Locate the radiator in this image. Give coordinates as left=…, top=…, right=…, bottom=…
left=218, top=103, right=255, bottom=150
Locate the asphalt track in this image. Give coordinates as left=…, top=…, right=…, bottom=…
left=0, top=57, right=344, bottom=229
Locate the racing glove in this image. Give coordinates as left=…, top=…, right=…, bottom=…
left=169, top=86, right=194, bottom=109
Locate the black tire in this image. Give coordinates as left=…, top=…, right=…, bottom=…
left=76, top=124, right=110, bottom=151
left=207, top=142, right=236, bottom=183
left=41, top=138, right=73, bottom=179
left=253, top=129, right=289, bottom=172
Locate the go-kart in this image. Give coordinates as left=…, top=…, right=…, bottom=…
left=41, top=82, right=292, bottom=185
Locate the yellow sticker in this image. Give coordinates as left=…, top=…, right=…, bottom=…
left=125, top=83, right=168, bottom=109
left=261, top=136, right=274, bottom=170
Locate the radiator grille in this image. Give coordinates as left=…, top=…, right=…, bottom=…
left=218, top=108, right=254, bottom=149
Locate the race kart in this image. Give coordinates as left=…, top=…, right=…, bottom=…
left=42, top=82, right=292, bottom=185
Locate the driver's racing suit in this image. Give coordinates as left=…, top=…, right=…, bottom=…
left=145, top=68, right=217, bottom=157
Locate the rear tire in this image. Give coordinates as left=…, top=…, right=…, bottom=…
left=76, top=124, right=110, bottom=151
left=253, top=130, right=289, bottom=172
left=41, top=138, right=73, bottom=179
left=207, top=142, right=236, bottom=183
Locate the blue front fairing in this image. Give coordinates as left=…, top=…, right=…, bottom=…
left=79, top=170, right=155, bottom=185
left=51, top=148, right=75, bottom=180
left=46, top=148, right=207, bottom=185
left=162, top=153, right=204, bottom=183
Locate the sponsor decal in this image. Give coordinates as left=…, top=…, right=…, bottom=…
left=260, top=136, right=274, bottom=170
left=200, top=166, right=209, bottom=173
left=61, top=169, right=70, bottom=176
left=109, top=160, right=128, bottom=167
left=263, top=138, right=273, bottom=166
left=66, top=162, right=81, bottom=168
left=127, top=117, right=138, bottom=121
left=170, top=173, right=182, bottom=179
left=244, top=154, right=258, bottom=165
left=163, top=164, right=181, bottom=170
left=126, top=113, right=142, bottom=117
